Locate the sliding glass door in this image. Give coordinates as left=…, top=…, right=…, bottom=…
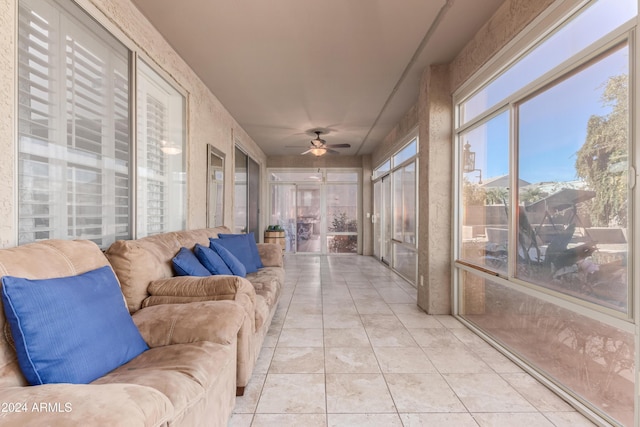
left=269, top=169, right=359, bottom=254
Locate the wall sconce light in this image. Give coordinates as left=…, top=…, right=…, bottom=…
left=462, top=142, right=482, bottom=184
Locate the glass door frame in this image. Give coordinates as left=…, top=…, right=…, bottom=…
left=268, top=168, right=361, bottom=254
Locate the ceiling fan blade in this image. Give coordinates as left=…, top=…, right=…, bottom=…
left=325, top=143, right=351, bottom=149
left=300, top=148, right=313, bottom=155
left=326, top=148, right=340, bottom=155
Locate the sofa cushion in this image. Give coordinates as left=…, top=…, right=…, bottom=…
left=209, top=241, right=247, bottom=277
left=1, top=266, right=149, bottom=385
left=210, top=237, right=257, bottom=274
left=194, top=244, right=233, bottom=275
left=172, top=247, right=211, bottom=277
left=218, top=232, right=264, bottom=269
left=94, top=340, right=235, bottom=420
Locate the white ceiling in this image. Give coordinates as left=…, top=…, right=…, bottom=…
left=130, top=0, right=505, bottom=157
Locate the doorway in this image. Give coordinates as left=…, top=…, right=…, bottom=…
left=269, top=169, right=359, bottom=254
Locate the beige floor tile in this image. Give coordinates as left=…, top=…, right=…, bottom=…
left=269, top=347, right=325, bottom=373
left=388, top=303, right=424, bottom=314
left=408, top=328, right=465, bottom=348
left=328, top=413, right=403, bottom=427
left=324, top=328, right=371, bottom=347
left=444, top=373, right=536, bottom=412
left=346, top=281, right=374, bottom=288
left=360, top=314, right=404, bottom=329
left=277, top=328, right=323, bottom=347
left=385, top=373, right=466, bottom=412
left=253, top=346, right=276, bottom=374
left=542, top=411, right=597, bottom=426
left=423, top=345, right=492, bottom=374
left=399, top=413, right=479, bottom=427
left=227, top=413, right=253, bottom=427
left=373, top=346, right=436, bottom=373
left=286, top=303, right=323, bottom=316
left=434, top=315, right=466, bottom=328
left=282, top=312, right=323, bottom=329
left=325, top=347, right=380, bottom=373
left=262, top=326, right=281, bottom=348
left=366, top=327, right=418, bottom=347
left=348, top=288, right=381, bottom=299
left=323, top=302, right=359, bottom=316
left=501, top=373, right=574, bottom=412
left=325, top=373, right=396, bottom=413
left=251, top=414, right=326, bottom=427
left=353, top=300, right=394, bottom=315
left=233, top=374, right=266, bottom=413
left=473, top=412, right=555, bottom=427
left=472, top=345, right=524, bottom=374
left=256, top=374, right=325, bottom=414
left=377, top=288, right=415, bottom=303
left=396, top=312, right=444, bottom=328
left=323, top=313, right=363, bottom=328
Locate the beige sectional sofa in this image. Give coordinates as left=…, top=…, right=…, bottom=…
left=105, top=226, right=285, bottom=394
left=0, top=239, right=246, bottom=426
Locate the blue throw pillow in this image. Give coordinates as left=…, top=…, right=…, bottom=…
left=1, top=266, right=149, bottom=385
left=172, top=247, right=211, bottom=276
left=194, top=243, right=233, bottom=275
left=209, top=241, right=247, bottom=277
left=210, top=237, right=257, bottom=274
left=218, top=232, right=264, bottom=269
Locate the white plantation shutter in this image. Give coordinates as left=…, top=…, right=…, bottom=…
left=17, top=0, right=130, bottom=247
left=136, top=60, right=186, bottom=238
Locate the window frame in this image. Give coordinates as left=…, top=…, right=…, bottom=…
left=452, top=1, right=636, bottom=326
left=134, top=55, right=188, bottom=238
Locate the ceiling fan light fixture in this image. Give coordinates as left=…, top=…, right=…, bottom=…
left=310, top=147, right=327, bottom=156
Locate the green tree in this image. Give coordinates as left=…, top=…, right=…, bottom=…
left=575, top=74, right=628, bottom=227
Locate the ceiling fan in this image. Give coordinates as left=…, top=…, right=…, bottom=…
left=301, top=131, right=351, bottom=157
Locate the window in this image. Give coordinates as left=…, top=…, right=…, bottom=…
left=373, top=136, right=419, bottom=284
left=326, top=171, right=358, bottom=254
left=234, top=147, right=259, bottom=237
left=136, top=60, right=186, bottom=237
left=18, top=0, right=130, bottom=247
left=454, top=1, right=636, bottom=425
left=17, top=0, right=187, bottom=247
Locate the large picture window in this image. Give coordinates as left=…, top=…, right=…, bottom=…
left=454, top=1, right=636, bottom=425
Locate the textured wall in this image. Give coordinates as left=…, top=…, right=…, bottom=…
left=0, top=0, right=15, bottom=247
left=449, top=0, right=554, bottom=92
left=0, top=0, right=266, bottom=248
left=417, top=64, right=452, bottom=314
left=370, top=103, right=419, bottom=169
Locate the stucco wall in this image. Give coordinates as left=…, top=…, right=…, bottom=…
left=449, top=0, right=554, bottom=92
left=0, top=1, right=15, bottom=248
left=370, top=103, right=419, bottom=169
left=0, top=0, right=266, bottom=247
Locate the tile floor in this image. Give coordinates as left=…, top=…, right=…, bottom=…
left=229, top=255, right=596, bottom=427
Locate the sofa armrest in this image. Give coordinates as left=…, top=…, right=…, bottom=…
left=132, top=300, right=245, bottom=347
left=147, top=275, right=255, bottom=301
left=144, top=275, right=256, bottom=333
left=257, top=243, right=283, bottom=267
left=0, top=383, right=172, bottom=426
